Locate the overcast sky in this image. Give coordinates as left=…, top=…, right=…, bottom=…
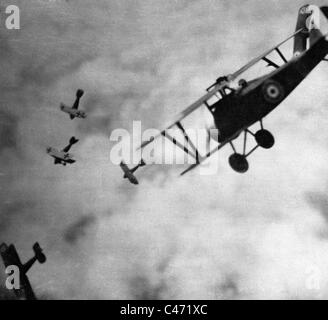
left=1, top=0, right=328, bottom=299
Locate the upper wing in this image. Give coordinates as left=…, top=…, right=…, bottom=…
left=138, top=81, right=228, bottom=149
left=138, top=28, right=304, bottom=151
left=120, top=161, right=130, bottom=174
left=0, top=243, right=11, bottom=268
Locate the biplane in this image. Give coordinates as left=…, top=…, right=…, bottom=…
left=0, top=242, right=46, bottom=300
left=138, top=5, right=328, bottom=175
left=120, top=160, right=146, bottom=185
left=47, top=136, right=79, bottom=166
left=60, top=89, right=86, bottom=120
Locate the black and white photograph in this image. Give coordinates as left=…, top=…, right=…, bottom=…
left=1, top=0, right=328, bottom=306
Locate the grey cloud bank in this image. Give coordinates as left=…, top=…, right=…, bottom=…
left=1, top=0, right=328, bottom=299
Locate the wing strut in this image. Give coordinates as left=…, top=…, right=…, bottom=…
left=176, top=122, right=200, bottom=163
left=262, top=57, right=280, bottom=69
left=262, top=47, right=288, bottom=69
left=275, top=47, right=287, bottom=63
left=180, top=140, right=230, bottom=176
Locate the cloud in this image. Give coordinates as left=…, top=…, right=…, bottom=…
left=0, top=110, right=18, bottom=153
left=64, top=215, right=96, bottom=244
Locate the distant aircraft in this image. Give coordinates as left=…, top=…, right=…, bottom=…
left=120, top=160, right=146, bottom=185
left=137, top=5, right=328, bottom=175
left=47, top=136, right=79, bottom=166
left=0, top=242, right=46, bottom=300
left=60, top=89, right=86, bottom=120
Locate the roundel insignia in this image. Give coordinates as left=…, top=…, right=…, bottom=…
left=262, top=80, right=285, bottom=103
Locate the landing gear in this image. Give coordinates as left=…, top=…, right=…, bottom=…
left=229, top=153, right=249, bottom=173
left=255, top=129, right=274, bottom=149
left=262, top=80, right=284, bottom=103
left=228, top=120, right=275, bottom=173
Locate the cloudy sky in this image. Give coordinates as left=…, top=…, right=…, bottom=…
left=1, top=0, right=328, bottom=299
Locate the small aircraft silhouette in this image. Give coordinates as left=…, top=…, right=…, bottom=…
left=0, top=242, right=46, bottom=300
left=47, top=136, right=79, bottom=166
left=120, top=160, right=146, bottom=185
left=138, top=5, right=328, bottom=175
left=60, top=89, right=86, bottom=120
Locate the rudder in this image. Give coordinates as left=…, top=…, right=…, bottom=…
left=294, top=5, right=323, bottom=56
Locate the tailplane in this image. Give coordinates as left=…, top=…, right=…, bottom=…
left=32, top=243, right=46, bottom=264
left=69, top=136, right=79, bottom=145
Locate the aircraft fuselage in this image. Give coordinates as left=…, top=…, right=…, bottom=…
left=60, top=105, right=87, bottom=119
left=47, top=148, right=75, bottom=165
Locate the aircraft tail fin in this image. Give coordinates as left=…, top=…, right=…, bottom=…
left=32, top=243, right=46, bottom=264
left=69, top=136, right=79, bottom=145
left=76, top=89, right=84, bottom=98
left=294, top=5, right=323, bottom=56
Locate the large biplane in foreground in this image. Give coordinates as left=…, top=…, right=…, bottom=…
left=137, top=5, right=328, bottom=175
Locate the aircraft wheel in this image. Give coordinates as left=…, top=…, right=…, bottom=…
left=262, top=80, right=284, bottom=103
left=255, top=129, right=275, bottom=149
left=228, top=153, right=249, bottom=173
